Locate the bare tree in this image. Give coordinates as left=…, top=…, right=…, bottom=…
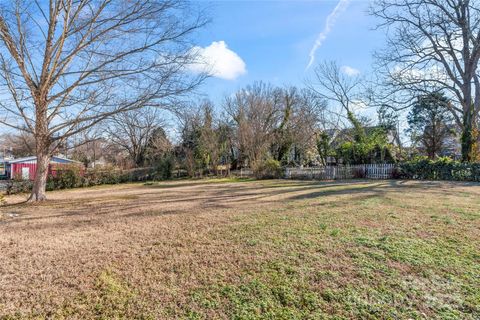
left=270, top=87, right=324, bottom=165
left=68, top=126, right=104, bottom=167
left=0, top=131, right=36, bottom=157
left=224, top=82, right=284, bottom=169
left=176, top=101, right=231, bottom=176
left=198, top=102, right=230, bottom=175
left=0, top=0, right=206, bottom=201
left=106, top=108, right=166, bottom=167
left=371, top=0, right=480, bottom=162
left=224, top=83, right=325, bottom=168
left=308, top=61, right=370, bottom=142
left=309, top=61, right=364, bottom=117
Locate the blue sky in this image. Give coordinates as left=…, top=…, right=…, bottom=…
left=193, top=0, right=385, bottom=103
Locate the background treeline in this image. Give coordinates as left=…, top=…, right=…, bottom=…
left=2, top=77, right=473, bottom=183
left=1, top=0, right=480, bottom=201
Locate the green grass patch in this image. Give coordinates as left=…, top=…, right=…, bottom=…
left=179, top=184, right=480, bottom=319
left=3, top=180, right=480, bottom=319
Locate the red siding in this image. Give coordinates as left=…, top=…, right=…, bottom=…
left=11, top=163, right=37, bottom=180
left=11, top=162, right=84, bottom=180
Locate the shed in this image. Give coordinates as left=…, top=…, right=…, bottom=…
left=8, top=156, right=83, bottom=180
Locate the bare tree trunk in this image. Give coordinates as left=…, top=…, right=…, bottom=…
left=29, top=149, right=49, bottom=202
left=29, top=97, right=50, bottom=201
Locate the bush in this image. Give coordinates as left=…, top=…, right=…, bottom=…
left=391, top=166, right=403, bottom=179
left=352, top=167, right=366, bottom=179
left=82, top=166, right=123, bottom=186
left=83, top=167, right=155, bottom=186
left=4, top=166, right=159, bottom=195
left=47, top=165, right=83, bottom=190
left=5, top=179, right=33, bottom=195
left=253, top=159, right=283, bottom=179
left=153, top=156, right=174, bottom=180
left=119, top=167, right=153, bottom=183
left=399, top=157, right=480, bottom=181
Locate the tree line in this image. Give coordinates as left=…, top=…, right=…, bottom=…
left=2, top=79, right=456, bottom=178
left=0, top=0, right=479, bottom=201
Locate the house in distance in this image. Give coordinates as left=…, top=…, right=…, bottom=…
left=7, top=156, right=83, bottom=180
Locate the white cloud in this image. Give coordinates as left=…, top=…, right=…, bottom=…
left=306, top=0, right=350, bottom=69
left=188, top=41, right=246, bottom=80
left=341, top=65, right=360, bottom=76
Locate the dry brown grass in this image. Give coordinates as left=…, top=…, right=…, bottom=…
left=0, top=179, right=479, bottom=319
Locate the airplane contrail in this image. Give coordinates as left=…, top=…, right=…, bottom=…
left=306, top=0, right=351, bottom=70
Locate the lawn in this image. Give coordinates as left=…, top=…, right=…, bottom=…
left=0, top=179, right=479, bottom=319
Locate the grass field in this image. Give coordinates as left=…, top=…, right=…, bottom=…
left=0, top=179, right=479, bottom=319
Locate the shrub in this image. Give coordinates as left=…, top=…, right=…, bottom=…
left=83, top=166, right=122, bottom=186
left=82, top=167, right=155, bottom=187
left=47, top=165, right=83, bottom=190
left=253, top=159, right=283, bottom=179
left=352, top=167, right=366, bottom=179
left=5, top=179, right=33, bottom=195
left=4, top=165, right=161, bottom=195
left=154, top=155, right=174, bottom=180
left=391, top=167, right=403, bottom=179
left=335, top=127, right=395, bottom=165
left=119, top=167, right=153, bottom=183
left=399, top=157, right=480, bottom=181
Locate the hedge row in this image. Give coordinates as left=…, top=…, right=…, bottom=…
left=5, top=158, right=480, bottom=195
left=5, top=166, right=156, bottom=195
left=399, top=158, right=480, bottom=181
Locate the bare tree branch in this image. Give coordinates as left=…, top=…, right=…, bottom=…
left=0, top=0, right=207, bottom=200
left=371, top=0, right=480, bottom=161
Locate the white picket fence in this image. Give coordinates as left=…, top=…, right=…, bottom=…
left=285, top=164, right=396, bottom=180
left=362, top=164, right=397, bottom=179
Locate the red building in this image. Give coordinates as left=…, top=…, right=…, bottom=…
left=8, top=156, right=83, bottom=180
